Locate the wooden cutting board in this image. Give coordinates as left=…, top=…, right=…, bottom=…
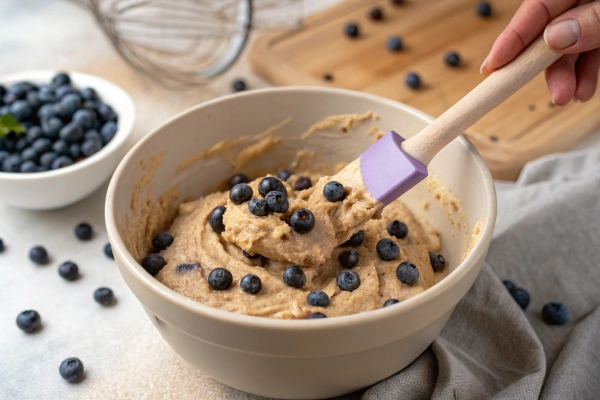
left=249, top=0, right=600, bottom=180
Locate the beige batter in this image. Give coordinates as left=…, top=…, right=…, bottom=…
left=155, top=170, right=442, bottom=319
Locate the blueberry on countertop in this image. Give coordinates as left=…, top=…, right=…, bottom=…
left=104, top=243, right=114, bottom=259
left=376, top=238, right=400, bottom=261
left=345, top=22, right=359, bottom=38
left=338, top=249, right=359, bottom=268
left=383, top=299, right=400, bottom=307
left=277, top=169, right=293, bottom=181
left=29, top=245, right=49, bottom=264
left=542, top=302, right=569, bottom=325
left=406, top=72, right=421, bottom=89
left=396, top=261, right=419, bottom=284
left=208, top=267, right=233, bottom=290
left=306, top=312, right=327, bottom=319
left=58, top=261, right=79, bottom=281
left=369, top=7, right=383, bottom=20
left=16, top=310, right=41, bottom=333
left=337, top=270, right=361, bottom=291
left=294, top=176, right=312, bottom=190
left=511, top=288, right=531, bottom=310
left=152, top=232, right=174, bottom=251
left=248, top=198, right=269, bottom=217
left=265, top=191, right=289, bottom=213
left=229, top=173, right=249, bottom=189
left=232, top=79, right=247, bottom=92
left=290, top=208, right=315, bottom=234
left=503, top=280, right=516, bottom=292
left=387, top=220, right=408, bottom=239
left=429, top=251, right=446, bottom=272
left=323, top=181, right=345, bottom=202
left=242, top=250, right=261, bottom=260
left=283, top=265, right=306, bottom=288
left=59, top=358, right=84, bottom=383
left=445, top=51, right=461, bottom=67
left=343, top=230, right=364, bottom=247
left=308, top=291, right=330, bottom=307
left=176, top=263, right=198, bottom=273
left=142, top=253, right=166, bottom=275
left=387, top=36, right=403, bottom=52
left=208, top=206, right=227, bottom=232
left=240, top=274, right=262, bottom=294
left=229, top=183, right=253, bottom=205
left=477, top=2, right=492, bottom=17
left=75, top=222, right=93, bottom=241
left=94, top=287, right=115, bottom=306
left=258, top=177, right=286, bottom=197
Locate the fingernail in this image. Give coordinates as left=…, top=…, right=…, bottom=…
left=544, top=19, right=580, bottom=50
left=479, top=57, right=488, bottom=75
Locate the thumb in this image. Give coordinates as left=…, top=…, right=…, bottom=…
left=544, top=2, right=600, bottom=54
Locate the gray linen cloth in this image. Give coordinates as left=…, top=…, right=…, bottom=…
left=361, top=148, right=600, bottom=400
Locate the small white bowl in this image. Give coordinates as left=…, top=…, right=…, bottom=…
left=0, top=71, right=135, bottom=210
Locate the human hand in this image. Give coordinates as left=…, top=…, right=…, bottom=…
left=481, top=0, right=600, bottom=106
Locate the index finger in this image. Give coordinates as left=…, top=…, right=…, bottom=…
left=481, top=0, right=582, bottom=75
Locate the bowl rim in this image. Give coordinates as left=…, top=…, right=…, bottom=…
left=106, top=86, right=497, bottom=330
left=0, top=70, right=135, bottom=180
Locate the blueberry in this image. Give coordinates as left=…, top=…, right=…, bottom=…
left=323, top=181, right=345, bottom=202
left=41, top=117, right=63, bottom=138
left=444, top=51, right=461, bottom=67
left=283, top=265, right=306, bottom=288
left=96, top=102, right=117, bottom=122
left=54, top=85, right=77, bottom=100
left=59, top=122, right=83, bottom=143
left=338, top=249, right=359, bottom=268
left=21, top=147, right=38, bottom=162
left=511, top=288, right=530, bottom=310
left=307, top=290, right=329, bottom=307
left=13, top=81, right=37, bottom=93
left=100, top=121, right=118, bottom=144
left=369, top=7, right=383, bottom=20
left=16, top=310, right=42, bottom=333
left=52, top=140, right=70, bottom=156
left=152, top=232, right=174, bottom=251
left=94, top=287, right=114, bottom=305
left=15, top=137, right=28, bottom=152
left=345, top=22, right=359, bottom=38
left=277, top=169, right=293, bottom=181
left=0, top=237, right=4, bottom=252
left=52, top=72, right=71, bottom=86
left=503, top=280, right=516, bottom=292
left=337, top=270, right=361, bottom=291
left=258, top=177, right=286, bottom=197
left=0, top=151, right=8, bottom=166
left=240, top=274, right=262, bottom=294
left=26, top=91, right=41, bottom=111
left=208, top=267, right=233, bottom=290
left=26, top=125, right=43, bottom=142
left=72, top=109, right=95, bottom=129
left=85, top=129, right=102, bottom=143
left=59, top=358, right=84, bottom=383
left=477, top=2, right=492, bottom=17
left=232, top=79, right=247, bottom=92
left=38, top=103, right=57, bottom=120
left=32, top=138, right=52, bottom=154
left=2, top=92, right=17, bottom=105
left=142, top=253, right=165, bottom=275
left=242, top=250, right=261, bottom=259
left=306, top=312, right=327, bottom=319
left=80, top=87, right=98, bottom=101
left=83, top=100, right=97, bottom=110
left=69, top=144, right=81, bottom=159
left=75, top=222, right=93, bottom=241
left=396, top=261, right=419, bottom=284
left=229, top=183, right=253, bottom=205
left=60, top=93, right=82, bottom=117
left=29, top=245, right=49, bottom=264
left=37, top=165, right=48, bottom=172
left=343, top=230, right=365, bottom=247
left=323, top=73, right=334, bottom=81
left=81, top=139, right=102, bottom=157
left=383, top=299, right=400, bottom=307
left=429, top=251, right=446, bottom=272
left=2, top=154, right=22, bottom=172
left=248, top=198, right=269, bottom=216
left=176, top=263, right=198, bottom=273
left=376, top=238, right=400, bottom=261
left=542, top=302, right=569, bottom=325
left=265, top=191, right=289, bottom=213
left=229, top=173, right=249, bottom=189
left=290, top=208, right=316, bottom=234
left=40, top=152, right=58, bottom=169
left=0, top=85, right=5, bottom=98
left=406, top=72, right=421, bottom=89
left=387, top=36, right=403, bottom=52
left=58, top=261, right=79, bottom=281
left=208, top=206, right=226, bottom=232
left=9, top=100, right=33, bottom=121
left=19, top=160, right=37, bottom=173
left=104, top=243, right=114, bottom=259
left=294, top=176, right=312, bottom=190
left=37, top=87, right=56, bottom=104
left=387, top=220, right=408, bottom=239
left=51, top=155, right=74, bottom=170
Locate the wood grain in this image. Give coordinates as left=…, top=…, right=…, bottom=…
left=249, top=0, right=600, bottom=180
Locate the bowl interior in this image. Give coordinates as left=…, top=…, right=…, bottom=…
left=108, top=87, right=495, bottom=322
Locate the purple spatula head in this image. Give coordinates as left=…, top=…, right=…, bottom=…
left=360, top=131, right=428, bottom=205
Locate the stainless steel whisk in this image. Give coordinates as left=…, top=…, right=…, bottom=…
left=79, top=0, right=303, bottom=88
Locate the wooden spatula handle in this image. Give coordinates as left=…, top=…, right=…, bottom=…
left=402, top=35, right=563, bottom=166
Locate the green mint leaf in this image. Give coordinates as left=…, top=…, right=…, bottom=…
left=0, top=113, right=25, bottom=138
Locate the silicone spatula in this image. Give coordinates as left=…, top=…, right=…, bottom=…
left=360, top=35, right=562, bottom=206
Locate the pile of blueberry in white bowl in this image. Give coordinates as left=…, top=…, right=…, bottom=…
left=0, top=71, right=135, bottom=210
